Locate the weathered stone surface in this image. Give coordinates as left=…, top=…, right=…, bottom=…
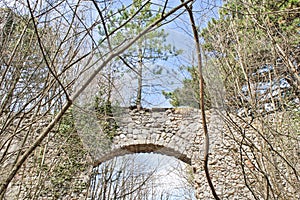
left=92, top=108, right=201, bottom=166
left=5, top=107, right=298, bottom=199
left=87, top=108, right=255, bottom=199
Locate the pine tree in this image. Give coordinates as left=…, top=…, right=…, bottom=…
left=98, top=0, right=180, bottom=109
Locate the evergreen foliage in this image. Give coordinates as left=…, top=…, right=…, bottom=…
left=49, top=109, right=89, bottom=198
left=201, top=0, right=300, bottom=115
left=94, top=94, right=118, bottom=140
left=163, top=66, right=211, bottom=108
left=98, top=0, right=181, bottom=108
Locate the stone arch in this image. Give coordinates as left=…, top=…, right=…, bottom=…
left=88, top=107, right=201, bottom=167
left=93, top=143, right=191, bottom=166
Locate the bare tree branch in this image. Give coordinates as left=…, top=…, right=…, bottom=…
left=182, top=0, right=220, bottom=199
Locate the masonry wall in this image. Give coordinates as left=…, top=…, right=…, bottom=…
left=3, top=107, right=299, bottom=199
left=93, top=107, right=201, bottom=165
left=88, top=107, right=254, bottom=199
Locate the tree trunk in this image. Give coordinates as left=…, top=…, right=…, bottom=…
left=136, top=46, right=143, bottom=110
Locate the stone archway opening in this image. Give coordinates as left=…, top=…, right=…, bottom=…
left=89, top=152, right=196, bottom=200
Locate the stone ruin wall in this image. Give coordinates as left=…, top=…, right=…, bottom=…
left=91, top=107, right=254, bottom=199
left=2, top=108, right=299, bottom=199
left=93, top=107, right=201, bottom=165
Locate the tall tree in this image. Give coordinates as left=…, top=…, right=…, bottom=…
left=0, top=7, right=80, bottom=198
left=98, top=0, right=180, bottom=109
left=201, top=0, right=300, bottom=115
left=200, top=0, right=300, bottom=199
left=0, top=8, right=54, bottom=114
